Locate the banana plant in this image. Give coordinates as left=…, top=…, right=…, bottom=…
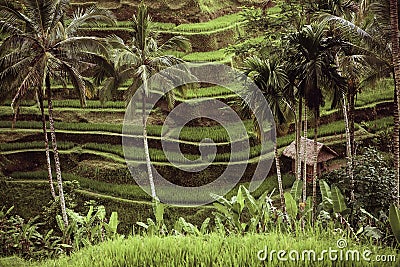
left=56, top=205, right=119, bottom=250
left=137, top=200, right=168, bottom=236
left=285, top=180, right=313, bottom=227
left=211, top=185, right=276, bottom=234
left=290, top=180, right=303, bottom=202
left=389, top=204, right=400, bottom=244
left=284, top=192, right=298, bottom=220
left=319, top=180, right=349, bottom=215
left=173, top=217, right=211, bottom=236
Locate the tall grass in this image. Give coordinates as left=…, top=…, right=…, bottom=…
left=36, top=231, right=398, bottom=267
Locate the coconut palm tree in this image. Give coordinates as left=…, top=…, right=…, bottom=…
left=93, top=2, right=190, bottom=200
left=242, top=55, right=291, bottom=214
left=288, top=21, right=347, bottom=224
left=326, top=0, right=400, bottom=206
left=389, top=0, right=400, bottom=206
left=0, top=0, right=115, bottom=226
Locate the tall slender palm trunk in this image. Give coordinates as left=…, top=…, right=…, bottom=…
left=38, top=89, right=56, bottom=199
left=274, top=143, right=286, bottom=213
left=343, top=92, right=355, bottom=203
left=46, top=75, right=68, bottom=226
left=142, top=92, right=157, bottom=200
left=312, top=111, right=319, bottom=226
left=301, top=105, right=308, bottom=229
left=296, top=99, right=303, bottom=181
left=348, top=87, right=356, bottom=156
left=390, top=0, right=400, bottom=207
left=302, top=105, right=308, bottom=203
left=11, top=106, right=20, bottom=129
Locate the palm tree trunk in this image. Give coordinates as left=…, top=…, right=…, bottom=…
left=46, top=75, right=68, bottom=226
left=302, top=105, right=308, bottom=203
left=11, top=106, right=19, bottom=129
left=142, top=92, right=157, bottom=200
left=312, top=110, right=319, bottom=226
left=343, top=92, right=355, bottom=203
left=274, top=143, right=286, bottom=214
left=390, top=0, right=400, bottom=207
left=296, top=98, right=303, bottom=181
left=348, top=88, right=356, bottom=156
left=38, top=88, right=56, bottom=199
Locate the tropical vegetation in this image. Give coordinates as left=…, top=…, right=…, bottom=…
left=0, top=0, right=399, bottom=266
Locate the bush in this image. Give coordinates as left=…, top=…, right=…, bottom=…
left=321, top=147, right=396, bottom=215
left=0, top=206, right=63, bottom=260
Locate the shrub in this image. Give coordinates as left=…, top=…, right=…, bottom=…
left=0, top=206, right=63, bottom=260
left=321, top=147, right=396, bottom=216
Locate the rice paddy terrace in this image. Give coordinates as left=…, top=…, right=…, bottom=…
left=0, top=0, right=396, bottom=233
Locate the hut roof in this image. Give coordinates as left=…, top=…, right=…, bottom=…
left=282, top=137, right=339, bottom=165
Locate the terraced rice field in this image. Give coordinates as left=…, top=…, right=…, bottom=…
left=0, top=1, right=396, bottom=232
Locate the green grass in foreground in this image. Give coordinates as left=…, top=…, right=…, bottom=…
left=28, top=231, right=398, bottom=267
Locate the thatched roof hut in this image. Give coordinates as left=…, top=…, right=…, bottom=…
left=283, top=137, right=338, bottom=165
left=282, top=138, right=339, bottom=177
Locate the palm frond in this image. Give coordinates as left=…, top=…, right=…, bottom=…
left=11, top=57, right=45, bottom=110
left=158, top=36, right=191, bottom=52
left=66, top=6, right=116, bottom=36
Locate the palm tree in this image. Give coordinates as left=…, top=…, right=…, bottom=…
left=93, top=2, right=190, bottom=200
left=327, top=0, right=400, bottom=206
left=0, top=0, right=115, bottom=226
left=242, top=55, right=291, bottom=214
left=389, top=0, right=400, bottom=206
left=288, top=21, right=347, bottom=224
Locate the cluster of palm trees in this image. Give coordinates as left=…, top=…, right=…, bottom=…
left=243, top=0, right=400, bottom=223
left=0, top=0, right=189, bottom=226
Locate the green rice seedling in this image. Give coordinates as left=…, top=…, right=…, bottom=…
left=360, top=116, right=394, bottom=133
left=177, top=120, right=256, bottom=143
left=182, top=49, right=232, bottom=62
left=43, top=100, right=126, bottom=109
left=36, top=230, right=399, bottom=267
left=0, top=120, right=123, bottom=133
left=178, top=85, right=237, bottom=99
left=8, top=171, right=150, bottom=201
left=83, top=13, right=244, bottom=34
left=0, top=141, right=76, bottom=152
left=165, top=13, right=245, bottom=33
left=356, top=79, right=394, bottom=107
left=83, top=143, right=125, bottom=158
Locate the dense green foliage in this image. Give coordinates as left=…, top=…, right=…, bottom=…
left=322, top=148, right=397, bottom=215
